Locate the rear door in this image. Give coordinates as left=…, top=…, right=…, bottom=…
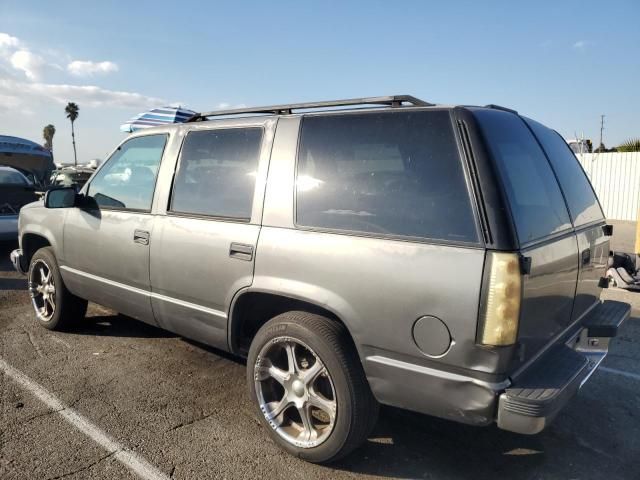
left=524, top=119, right=608, bottom=322
left=149, top=120, right=274, bottom=350
left=473, top=109, right=579, bottom=366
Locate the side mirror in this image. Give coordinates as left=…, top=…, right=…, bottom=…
left=44, top=187, right=77, bottom=208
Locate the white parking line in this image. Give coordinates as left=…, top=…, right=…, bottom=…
left=0, top=357, right=170, bottom=480
left=600, top=366, right=640, bottom=381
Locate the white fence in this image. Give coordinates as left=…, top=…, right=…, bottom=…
left=576, top=152, right=640, bottom=222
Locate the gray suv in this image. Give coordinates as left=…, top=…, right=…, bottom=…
left=10, top=96, right=630, bottom=463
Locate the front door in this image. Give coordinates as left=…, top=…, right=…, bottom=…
left=61, top=134, right=168, bottom=324
left=150, top=120, right=273, bottom=349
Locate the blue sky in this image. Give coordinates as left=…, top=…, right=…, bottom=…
left=1, top=0, right=638, bottom=163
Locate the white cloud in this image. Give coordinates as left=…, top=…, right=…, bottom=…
left=10, top=49, right=46, bottom=80
left=0, top=32, right=20, bottom=51
left=1, top=33, right=118, bottom=81
left=0, top=77, right=165, bottom=109
left=0, top=92, right=22, bottom=112
left=0, top=33, right=162, bottom=110
left=67, top=60, right=119, bottom=77
left=0, top=33, right=21, bottom=66
left=573, top=40, right=591, bottom=49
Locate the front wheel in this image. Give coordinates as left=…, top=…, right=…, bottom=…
left=28, top=247, right=87, bottom=331
left=247, top=311, right=379, bottom=463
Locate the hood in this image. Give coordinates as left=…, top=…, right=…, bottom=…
left=0, top=135, right=55, bottom=185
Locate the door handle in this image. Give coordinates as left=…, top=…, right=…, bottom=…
left=133, top=229, right=150, bottom=245
left=581, top=248, right=591, bottom=265
left=229, top=242, right=254, bottom=261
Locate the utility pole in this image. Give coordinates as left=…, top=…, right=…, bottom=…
left=599, top=114, right=605, bottom=151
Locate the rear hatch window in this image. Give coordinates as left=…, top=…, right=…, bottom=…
left=473, top=109, right=572, bottom=245
left=524, top=118, right=604, bottom=227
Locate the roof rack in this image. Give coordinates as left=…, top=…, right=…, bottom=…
left=188, top=95, right=433, bottom=122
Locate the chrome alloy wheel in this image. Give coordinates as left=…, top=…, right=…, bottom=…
left=28, top=259, right=56, bottom=322
left=254, top=337, right=337, bottom=448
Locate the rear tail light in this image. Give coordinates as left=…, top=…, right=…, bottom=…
left=478, top=252, right=522, bottom=346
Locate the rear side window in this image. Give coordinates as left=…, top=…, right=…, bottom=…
left=296, top=111, right=478, bottom=243
left=525, top=118, right=604, bottom=227
left=170, top=128, right=262, bottom=220
left=474, top=109, right=572, bottom=244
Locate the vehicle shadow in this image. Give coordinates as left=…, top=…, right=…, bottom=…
left=335, top=407, right=548, bottom=479
left=74, top=313, right=178, bottom=339
left=0, top=277, right=27, bottom=290
left=0, top=240, right=17, bottom=272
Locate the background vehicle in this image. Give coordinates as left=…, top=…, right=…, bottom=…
left=49, top=165, right=95, bottom=190
left=567, top=138, right=593, bottom=154
left=0, top=135, right=55, bottom=188
left=0, top=166, right=37, bottom=241
left=10, top=96, right=629, bottom=463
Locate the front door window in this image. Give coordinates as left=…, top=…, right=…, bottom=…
left=87, top=134, right=167, bottom=211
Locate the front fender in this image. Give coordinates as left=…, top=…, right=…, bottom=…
left=19, top=205, right=67, bottom=263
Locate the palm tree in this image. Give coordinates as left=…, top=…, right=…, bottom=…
left=65, top=102, right=79, bottom=166
left=617, top=138, right=640, bottom=152
left=42, top=124, right=56, bottom=152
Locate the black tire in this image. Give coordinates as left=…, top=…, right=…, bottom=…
left=247, top=311, right=379, bottom=463
left=28, top=247, right=88, bottom=331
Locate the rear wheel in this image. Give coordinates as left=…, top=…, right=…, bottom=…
left=247, top=311, right=379, bottom=463
left=28, top=247, right=87, bottom=331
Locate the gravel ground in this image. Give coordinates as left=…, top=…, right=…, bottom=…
left=1, top=239, right=639, bottom=480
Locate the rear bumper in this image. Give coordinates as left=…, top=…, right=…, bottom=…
left=497, top=300, right=630, bottom=434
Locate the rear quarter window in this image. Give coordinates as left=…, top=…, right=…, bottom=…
left=473, top=109, right=572, bottom=244
left=295, top=110, right=479, bottom=243
left=524, top=118, right=604, bottom=227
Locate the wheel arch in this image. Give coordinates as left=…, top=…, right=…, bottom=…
left=21, top=232, right=54, bottom=266
left=228, top=287, right=362, bottom=359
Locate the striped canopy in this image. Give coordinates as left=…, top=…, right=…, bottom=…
left=120, top=106, right=197, bottom=132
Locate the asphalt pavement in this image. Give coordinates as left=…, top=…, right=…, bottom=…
left=1, top=239, right=639, bottom=480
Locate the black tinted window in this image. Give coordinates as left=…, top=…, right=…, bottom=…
left=0, top=169, right=28, bottom=185
left=171, top=128, right=262, bottom=219
left=296, top=111, right=478, bottom=243
left=525, top=118, right=604, bottom=226
left=474, top=109, right=571, bottom=244
left=88, top=135, right=166, bottom=210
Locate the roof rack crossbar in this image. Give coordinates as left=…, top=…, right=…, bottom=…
left=188, top=95, right=433, bottom=122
